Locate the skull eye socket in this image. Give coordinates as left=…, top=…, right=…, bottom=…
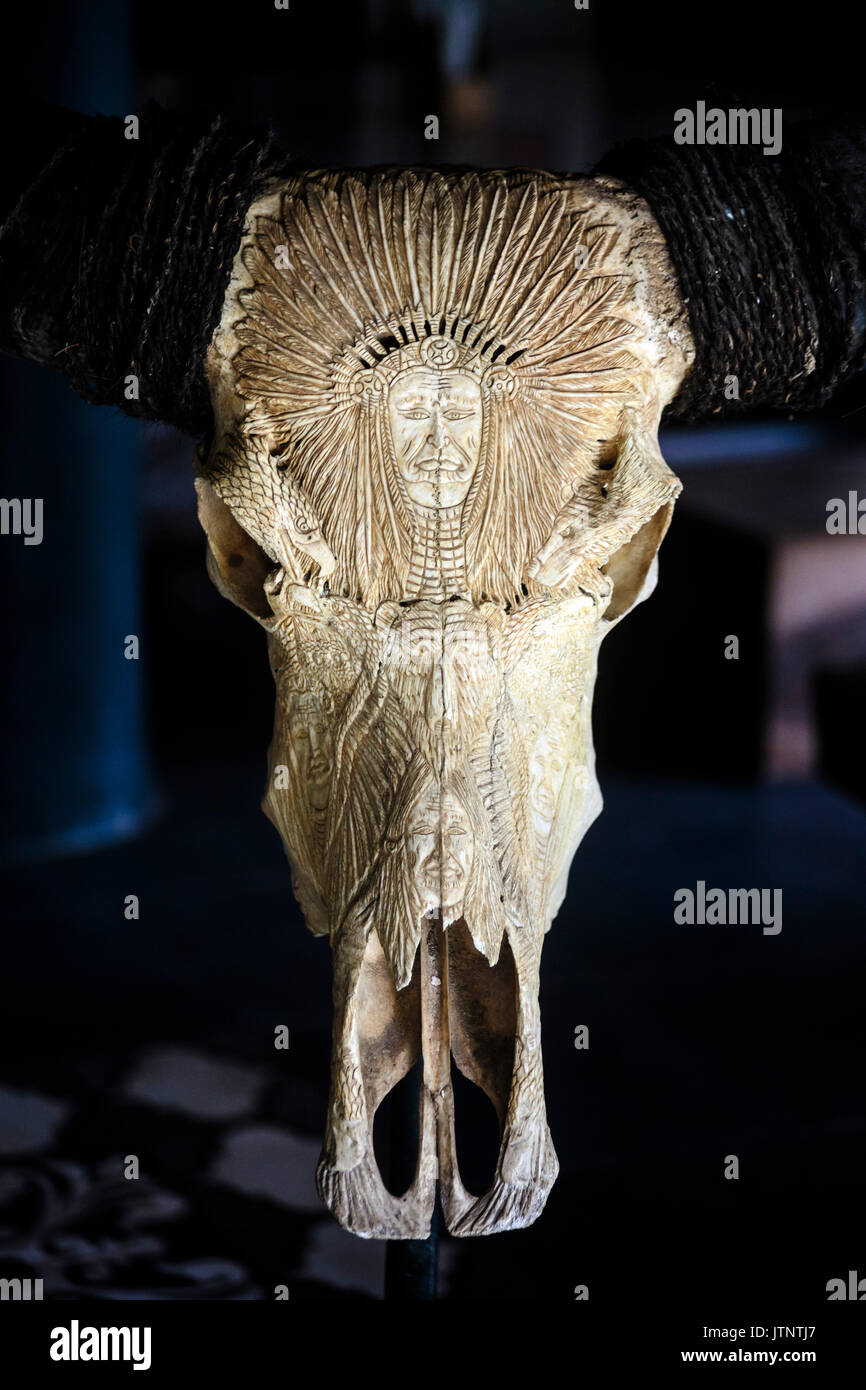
left=195, top=477, right=273, bottom=621
left=603, top=500, right=674, bottom=622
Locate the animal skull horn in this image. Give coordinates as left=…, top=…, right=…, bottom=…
left=195, top=167, right=693, bottom=1237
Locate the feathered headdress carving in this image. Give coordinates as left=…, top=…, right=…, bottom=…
left=233, top=169, right=640, bottom=606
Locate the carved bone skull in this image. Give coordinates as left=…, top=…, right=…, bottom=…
left=195, top=169, right=693, bottom=1238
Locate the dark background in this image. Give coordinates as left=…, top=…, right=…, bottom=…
left=0, top=0, right=864, bottom=1321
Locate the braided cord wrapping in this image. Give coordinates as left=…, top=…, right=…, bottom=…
left=0, top=102, right=293, bottom=436
left=597, top=122, right=866, bottom=419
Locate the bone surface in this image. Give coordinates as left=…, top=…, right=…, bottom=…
left=196, top=168, right=693, bottom=1238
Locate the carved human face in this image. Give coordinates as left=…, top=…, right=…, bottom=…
left=529, top=728, right=567, bottom=835
left=406, top=783, right=475, bottom=914
left=287, top=693, right=333, bottom=812
left=387, top=369, right=482, bottom=509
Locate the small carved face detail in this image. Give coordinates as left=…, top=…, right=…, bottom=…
left=287, top=693, right=334, bottom=811
left=528, top=729, right=567, bottom=834
left=387, top=369, right=482, bottom=509
left=406, top=783, right=475, bottom=914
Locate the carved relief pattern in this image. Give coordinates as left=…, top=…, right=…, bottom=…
left=197, top=168, right=692, bottom=1237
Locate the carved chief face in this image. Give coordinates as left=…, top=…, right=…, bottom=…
left=406, top=782, right=475, bottom=915
left=529, top=728, right=567, bottom=835
left=387, top=368, right=482, bottom=509
left=287, top=693, right=334, bottom=812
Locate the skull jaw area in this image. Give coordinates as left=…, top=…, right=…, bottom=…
left=314, top=917, right=559, bottom=1241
